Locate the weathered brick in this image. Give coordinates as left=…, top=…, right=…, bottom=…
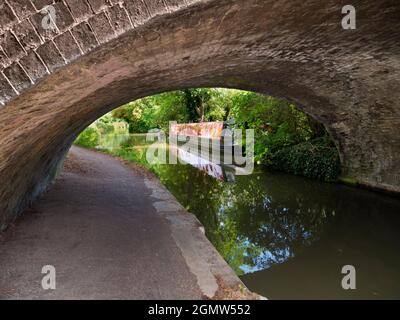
left=7, top=0, right=36, bottom=20
left=107, top=4, right=132, bottom=34
left=19, top=50, right=48, bottom=82
left=124, top=0, right=150, bottom=26
left=13, top=19, right=42, bottom=51
left=0, top=47, right=11, bottom=68
left=30, top=11, right=59, bottom=41
left=164, top=0, right=184, bottom=11
left=71, top=22, right=98, bottom=54
left=0, top=72, right=17, bottom=104
left=143, top=0, right=168, bottom=16
left=36, top=41, right=65, bottom=72
left=184, top=0, right=200, bottom=4
left=65, top=0, right=93, bottom=23
left=3, top=62, right=31, bottom=92
left=108, top=0, right=122, bottom=5
left=89, top=12, right=115, bottom=44
left=87, top=0, right=109, bottom=13
left=53, top=31, right=81, bottom=62
left=0, top=2, right=18, bottom=32
left=0, top=31, right=25, bottom=61
left=53, top=1, right=75, bottom=32
left=31, top=0, right=54, bottom=11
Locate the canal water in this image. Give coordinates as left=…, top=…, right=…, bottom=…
left=98, top=134, right=400, bottom=299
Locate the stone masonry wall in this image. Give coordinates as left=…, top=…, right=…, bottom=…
left=0, top=0, right=196, bottom=105
left=0, top=0, right=399, bottom=229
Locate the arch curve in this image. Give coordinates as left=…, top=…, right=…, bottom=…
left=0, top=0, right=399, bottom=228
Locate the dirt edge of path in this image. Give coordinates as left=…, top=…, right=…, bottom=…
left=81, top=148, right=264, bottom=300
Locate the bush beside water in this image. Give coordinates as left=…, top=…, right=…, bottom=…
left=74, top=127, right=100, bottom=149
left=269, top=137, right=341, bottom=182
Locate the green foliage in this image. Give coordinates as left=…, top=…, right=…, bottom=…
left=111, top=89, right=229, bottom=133
left=76, top=88, right=341, bottom=182
left=74, top=127, right=100, bottom=149
left=151, top=91, right=193, bottom=131
left=112, top=91, right=187, bottom=133
left=229, top=91, right=324, bottom=163
left=95, top=115, right=115, bottom=135
left=72, top=89, right=344, bottom=274
left=95, top=114, right=128, bottom=135
left=270, top=136, right=341, bottom=181
left=183, top=88, right=213, bottom=122
left=112, top=100, right=152, bottom=133
left=93, top=135, right=338, bottom=274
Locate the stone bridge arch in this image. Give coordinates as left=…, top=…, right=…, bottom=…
left=0, top=0, right=399, bottom=229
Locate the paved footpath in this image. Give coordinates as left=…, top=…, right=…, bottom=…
left=0, top=146, right=252, bottom=300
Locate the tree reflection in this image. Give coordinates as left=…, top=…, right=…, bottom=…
left=99, top=136, right=337, bottom=275
left=151, top=163, right=336, bottom=275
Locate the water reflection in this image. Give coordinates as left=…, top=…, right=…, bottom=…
left=174, top=146, right=227, bottom=181
left=153, top=165, right=334, bottom=274
left=98, top=134, right=400, bottom=299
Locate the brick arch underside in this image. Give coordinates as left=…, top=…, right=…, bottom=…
left=0, top=0, right=399, bottom=229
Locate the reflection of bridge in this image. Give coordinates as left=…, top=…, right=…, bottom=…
left=175, top=146, right=236, bottom=182
left=170, top=121, right=248, bottom=181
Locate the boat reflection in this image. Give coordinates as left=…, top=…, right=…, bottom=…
left=175, top=146, right=237, bottom=182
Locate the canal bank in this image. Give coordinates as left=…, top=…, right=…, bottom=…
left=93, top=134, right=400, bottom=300
left=0, top=146, right=258, bottom=300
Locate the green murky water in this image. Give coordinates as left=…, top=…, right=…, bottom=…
left=99, top=134, right=400, bottom=299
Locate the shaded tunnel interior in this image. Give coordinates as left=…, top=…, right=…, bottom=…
left=0, top=0, right=399, bottom=230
